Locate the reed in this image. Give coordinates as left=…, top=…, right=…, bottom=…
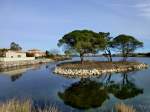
left=0, top=99, right=60, bottom=112
left=115, top=103, right=136, bottom=112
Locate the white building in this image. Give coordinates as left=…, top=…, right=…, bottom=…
left=0, top=50, right=35, bottom=62
left=5, top=51, right=26, bottom=58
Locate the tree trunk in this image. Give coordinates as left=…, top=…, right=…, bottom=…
left=122, top=45, right=126, bottom=62
left=106, top=73, right=112, bottom=85
left=104, top=51, right=109, bottom=62
left=123, top=53, right=128, bottom=62
left=108, top=50, right=112, bottom=62
left=80, top=53, right=84, bottom=64
left=122, top=73, right=126, bottom=85
left=109, top=55, right=112, bottom=62
left=105, top=49, right=113, bottom=62
left=123, top=56, right=126, bottom=62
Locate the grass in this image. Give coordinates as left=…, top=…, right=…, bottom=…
left=0, top=99, right=60, bottom=112
left=115, top=103, right=136, bottom=112
left=0, top=99, right=140, bottom=112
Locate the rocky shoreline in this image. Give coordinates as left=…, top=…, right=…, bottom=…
left=0, top=59, right=53, bottom=69
left=54, top=61, right=149, bottom=78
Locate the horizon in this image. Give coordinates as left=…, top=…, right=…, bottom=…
left=0, top=0, right=150, bottom=52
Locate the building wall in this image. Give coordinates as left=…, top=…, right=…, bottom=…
left=27, top=50, right=45, bottom=57
left=0, top=51, right=35, bottom=62
left=5, top=51, right=26, bottom=58
left=34, top=52, right=45, bottom=57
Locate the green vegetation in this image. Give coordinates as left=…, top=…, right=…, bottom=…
left=58, top=30, right=107, bottom=63
left=10, top=42, right=22, bottom=51
left=45, top=49, right=71, bottom=61
left=123, top=52, right=150, bottom=57
left=58, top=30, right=144, bottom=62
left=113, top=34, right=143, bottom=61
left=0, top=48, right=9, bottom=57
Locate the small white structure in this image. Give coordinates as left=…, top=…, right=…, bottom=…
left=0, top=50, right=35, bottom=62
left=5, top=51, right=26, bottom=58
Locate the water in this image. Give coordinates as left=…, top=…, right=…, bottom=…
left=0, top=57, right=150, bottom=112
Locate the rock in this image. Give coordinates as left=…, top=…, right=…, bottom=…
left=54, top=62, right=148, bottom=78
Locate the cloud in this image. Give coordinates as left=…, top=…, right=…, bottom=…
left=134, top=2, right=150, bottom=18
left=109, top=1, right=150, bottom=19
left=134, top=3, right=150, bottom=8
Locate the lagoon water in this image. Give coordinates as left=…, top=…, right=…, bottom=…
left=0, top=57, right=150, bottom=112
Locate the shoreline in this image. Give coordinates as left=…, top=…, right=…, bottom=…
left=54, top=61, right=149, bottom=78
left=0, top=59, right=53, bottom=70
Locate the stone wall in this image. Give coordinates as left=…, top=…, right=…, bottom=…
left=0, top=59, right=53, bottom=69
left=0, top=57, right=35, bottom=62
left=54, top=63, right=148, bottom=78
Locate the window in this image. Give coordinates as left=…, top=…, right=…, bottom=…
left=18, top=55, right=21, bottom=58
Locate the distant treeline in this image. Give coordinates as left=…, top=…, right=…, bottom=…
left=71, top=52, right=150, bottom=57
left=112, top=53, right=150, bottom=57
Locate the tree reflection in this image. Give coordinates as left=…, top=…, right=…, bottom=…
left=107, top=72, right=143, bottom=100
left=0, top=65, right=42, bottom=82
left=58, top=72, right=143, bottom=110
left=58, top=79, right=109, bottom=109
left=10, top=73, right=23, bottom=82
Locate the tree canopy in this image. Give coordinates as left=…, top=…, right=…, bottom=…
left=113, top=34, right=143, bottom=61
left=58, top=30, right=144, bottom=62
left=0, top=48, right=9, bottom=57
left=58, top=30, right=107, bottom=63
left=10, top=42, right=22, bottom=51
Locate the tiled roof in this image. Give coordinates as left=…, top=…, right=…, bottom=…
left=7, top=50, right=26, bottom=53
left=28, top=49, right=41, bottom=51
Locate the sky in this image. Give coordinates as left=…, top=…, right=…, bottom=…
left=0, top=0, right=150, bottom=52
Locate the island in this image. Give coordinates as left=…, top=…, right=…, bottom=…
left=54, top=30, right=149, bottom=78
left=54, top=61, right=148, bottom=78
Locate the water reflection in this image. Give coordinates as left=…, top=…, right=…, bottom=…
left=107, top=72, right=143, bottom=100
left=11, top=73, right=23, bottom=82
left=0, top=65, right=42, bottom=82
left=58, top=72, right=143, bottom=110
left=58, top=79, right=109, bottom=109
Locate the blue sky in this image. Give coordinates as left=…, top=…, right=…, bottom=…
left=0, top=0, right=150, bottom=52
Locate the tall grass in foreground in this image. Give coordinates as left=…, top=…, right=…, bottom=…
left=0, top=99, right=138, bottom=112
left=0, top=99, right=60, bottom=112
left=115, top=103, right=136, bottom=112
